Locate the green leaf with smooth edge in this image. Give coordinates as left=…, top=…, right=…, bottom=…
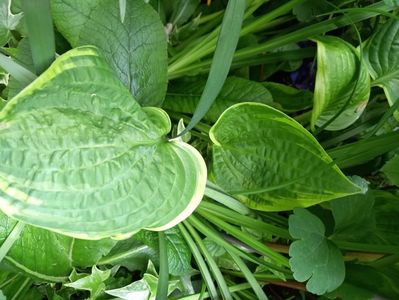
left=364, top=20, right=399, bottom=116
left=169, top=0, right=199, bottom=26
left=134, top=227, right=192, bottom=276
left=289, top=208, right=345, bottom=295
left=51, top=0, right=167, bottom=106
left=210, top=103, right=361, bottom=211
left=311, top=36, right=370, bottom=131
left=163, top=76, right=272, bottom=122
left=0, top=211, right=116, bottom=281
left=0, top=0, right=23, bottom=46
left=0, top=46, right=207, bottom=239
left=65, top=266, right=111, bottom=299
left=183, top=0, right=246, bottom=134
left=330, top=191, right=375, bottom=241
left=382, top=155, right=399, bottom=187
left=262, top=81, right=313, bottom=112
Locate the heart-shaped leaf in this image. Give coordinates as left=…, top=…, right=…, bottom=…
left=0, top=46, right=206, bottom=239
left=364, top=20, right=399, bottom=114
left=210, top=103, right=361, bottom=211
left=289, top=208, right=345, bottom=295
left=311, top=36, right=370, bottom=131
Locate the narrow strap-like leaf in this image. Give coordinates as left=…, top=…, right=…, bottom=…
left=119, top=0, right=126, bottom=23
left=180, top=0, right=246, bottom=135
left=0, top=52, right=36, bottom=85
left=156, top=231, right=169, bottom=300
left=0, top=222, right=25, bottom=263
left=21, top=0, right=55, bottom=74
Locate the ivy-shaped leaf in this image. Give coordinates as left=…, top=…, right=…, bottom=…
left=0, top=46, right=206, bottom=239
left=210, top=103, right=361, bottom=211
left=289, top=208, right=345, bottom=295
left=0, top=0, right=23, bottom=46
left=65, top=266, right=111, bottom=299
left=51, top=0, right=168, bottom=106
left=312, top=36, right=370, bottom=131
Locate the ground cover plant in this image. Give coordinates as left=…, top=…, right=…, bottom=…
left=0, top=0, right=399, bottom=299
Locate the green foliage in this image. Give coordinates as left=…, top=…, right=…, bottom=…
left=311, top=36, right=370, bottom=131
left=382, top=155, right=399, bottom=187
left=210, top=103, right=361, bottom=211
left=0, top=46, right=206, bottom=239
left=0, top=0, right=22, bottom=46
left=51, top=0, right=168, bottom=106
left=289, top=208, right=345, bottom=295
left=364, top=20, right=399, bottom=117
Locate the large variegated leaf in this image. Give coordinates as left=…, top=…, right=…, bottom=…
left=0, top=46, right=206, bottom=239
left=0, top=211, right=116, bottom=281
left=311, top=36, right=370, bottom=131
left=210, top=103, right=361, bottom=211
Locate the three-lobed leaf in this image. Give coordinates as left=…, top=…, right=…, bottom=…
left=210, top=103, right=362, bottom=211
left=0, top=46, right=206, bottom=239
left=311, top=36, right=370, bottom=131
left=289, top=208, right=345, bottom=295
left=51, top=0, right=168, bottom=106
left=0, top=0, right=23, bottom=47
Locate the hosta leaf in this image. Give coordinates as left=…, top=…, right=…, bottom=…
left=382, top=155, right=399, bottom=187
left=51, top=0, right=167, bottom=106
left=0, top=46, right=206, bottom=239
left=0, top=0, right=23, bottom=46
left=210, top=103, right=361, bottom=211
left=0, top=211, right=116, bottom=281
left=311, top=36, right=370, bottom=131
left=289, top=208, right=345, bottom=295
left=364, top=20, right=399, bottom=114
left=163, top=76, right=272, bottom=123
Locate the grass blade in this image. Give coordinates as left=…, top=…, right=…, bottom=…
left=156, top=231, right=169, bottom=300
left=225, top=249, right=268, bottom=300
left=0, top=52, right=36, bottom=85
left=0, top=222, right=25, bottom=263
left=119, top=0, right=126, bottom=23
left=178, top=224, right=219, bottom=300
left=184, top=220, right=232, bottom=300
left=21, top=0, right=55, bottom=74
left=181, top=0, right=246, bottom=135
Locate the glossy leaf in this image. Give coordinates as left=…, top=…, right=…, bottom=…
left=0, top=46, right=207, bottom=239
left=311, top=36, right=370, bottom=131
left=210, top=103, right=361, bottom=211
left=289, top=208, right=345, bottom=295
left=163, top=76, right=272, bottom=122
left=51, top=0, right=168, bottom=106
left=0, top=211, right=116, bottom=281
left=0, top=0, right=23, bottom=46
left=364, top=20, right=399, bottom=116
left=382, top=155, right=399, bottom=187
